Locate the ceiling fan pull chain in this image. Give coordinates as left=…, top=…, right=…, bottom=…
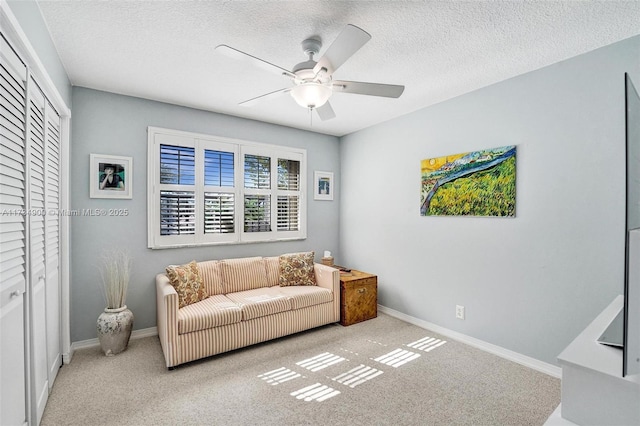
left=309, top=107, right=313, bottom=126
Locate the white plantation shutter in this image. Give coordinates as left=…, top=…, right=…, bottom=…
left=203, top=149, right=235, bottom=235
left=277, top=159, right=300, bottom=190
left=0, top=33, right=28, bottom=426
left=276, top=159, right=300, bottom=232
left=277, top=195, right=299, bottom=231
left=243, top=154, right=272, bottom=233
left=160, top=144, right=195, bottom=185
left=204, top=148, right=234, bottom=186
left=152, top=134, right=197, bottom=246
left=160, top=190, right=196, bottom=235
left=148, top=127, right=306, bottom=248
left=158, top=143, right=196, bottom=241
left=244, top=154, right=271, bottom=189
left=241, top=149, right=303, bottom=241
left=244, top=194, right=271, bottom=232
left=204, top=192, right=234, bottom=233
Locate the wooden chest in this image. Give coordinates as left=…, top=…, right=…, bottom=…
left=339, top=270, right=377, bottom=326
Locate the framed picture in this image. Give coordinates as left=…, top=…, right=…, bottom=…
left=90, top=154, right=132, bottom=199
left=314, top=171, right=334, bottom=201
left=420, top=145, right=516, bottom=217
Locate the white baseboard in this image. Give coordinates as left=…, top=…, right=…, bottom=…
left=378, top=304, right=562, bottom=378
left=66, top=311, right=561, bottom=378
left=66, top=327, right=158, bottom=364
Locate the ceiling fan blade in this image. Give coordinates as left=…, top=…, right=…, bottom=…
left=313, top=25, right=371, bottom=76
left=216, top=44, right=295, bottom=79
left=239, top=88, right=291, bottom=107
left=315, top=101, right=336, bottom=121
left=332, top=80, right=405, bottom=98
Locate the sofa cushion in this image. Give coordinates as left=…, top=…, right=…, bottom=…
left=166, top=261, right=207, bottom=309
left=226, top=287, right=291, bottom=321
left=177, top=294, right=242, bottom=334
left=197, top=260, right=224, bottom=296
left=264, top=256, right=280, bottom=286
left=279, top=252, right=316, bottom=287
left=220, top=257, right=269, bottom=294
left=274, top=285, right=333, bottom=310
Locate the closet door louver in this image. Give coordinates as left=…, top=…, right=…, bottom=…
left=27, top=82, right=50, bottom=424
left=45, top=104, right=61, bottom=388
left=0, top=34, right=28, bottom=426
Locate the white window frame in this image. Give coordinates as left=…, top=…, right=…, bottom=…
left=147, top=126, right=307, bottom=249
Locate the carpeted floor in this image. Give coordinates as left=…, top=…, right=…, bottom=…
left=42, top=313, right=560, bottom=425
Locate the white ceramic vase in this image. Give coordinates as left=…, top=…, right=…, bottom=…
left=97, top=305, right=134, bottom=356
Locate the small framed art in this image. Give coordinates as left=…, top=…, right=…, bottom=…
left=90, top=154, right=133, bottom=199
left=314, top=171, right=334, bottom=201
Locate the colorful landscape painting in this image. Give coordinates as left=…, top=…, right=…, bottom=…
left=420, top=145, right=516, bottom=217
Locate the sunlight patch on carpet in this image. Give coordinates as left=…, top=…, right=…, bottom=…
left=332, top=364, right=383, bottom=388
left=339, top=347, right=359, bottom=356
left=296, top=352, right=346, bottom=372
left=373, top=348, right=420, bottom=367
left=258, top=367, right=302, bottom=385
left=406, top=336, right=447, bottom=352
left=291, top=383, right=341, bottom=402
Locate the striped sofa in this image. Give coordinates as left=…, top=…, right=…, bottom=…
left=156, top=256, right=340, bottom=368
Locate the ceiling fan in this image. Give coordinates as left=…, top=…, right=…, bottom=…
left=215, top=24, right=405, bottom=121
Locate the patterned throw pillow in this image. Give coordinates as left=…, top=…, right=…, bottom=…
left=166, top=260, right=207, bottom=308
left=278, top=252, right=316, bottom=287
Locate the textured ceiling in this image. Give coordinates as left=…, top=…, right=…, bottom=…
left=37, top=1, right=640, bottom=136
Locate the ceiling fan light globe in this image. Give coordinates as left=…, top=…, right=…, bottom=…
left=291, top=82, right=332, bottom=109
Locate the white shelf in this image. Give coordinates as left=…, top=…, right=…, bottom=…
left=556, top=295, right=640, bottom=425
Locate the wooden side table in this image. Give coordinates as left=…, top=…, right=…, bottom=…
left=338, top=269, right=377, bottom=326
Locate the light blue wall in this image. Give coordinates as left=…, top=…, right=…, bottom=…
left=70, top=88, right=340, bottom=342
left=340, top=35, right=640, bottom=366
left=7, top=0, right=72, bottom=108
left=9, top=0, right=640, bottom=366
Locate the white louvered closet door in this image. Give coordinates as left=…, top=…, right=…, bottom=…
left=0, top=34, right=28, bottom=426
left=1, top=15, right=65, bottom=426
left=28, top=81, right=50, bottom=424
left=45, top=103, right=61, bottom=388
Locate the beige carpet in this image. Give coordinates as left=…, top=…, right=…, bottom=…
left=42, top=313, right=560, bottom=425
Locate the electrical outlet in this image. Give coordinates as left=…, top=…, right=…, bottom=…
left=456, top=305, right=465, bottom=320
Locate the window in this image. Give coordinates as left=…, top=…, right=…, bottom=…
left=148, top=127, right=306, bottom=248
left=277, top=159, right=301, bottom=232
left=159, top=144, right=196, bottom=236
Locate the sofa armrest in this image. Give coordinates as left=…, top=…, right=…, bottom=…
left=156, top=273, right=179, bottom=368
left=314, top=263, right=340, bottom=322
